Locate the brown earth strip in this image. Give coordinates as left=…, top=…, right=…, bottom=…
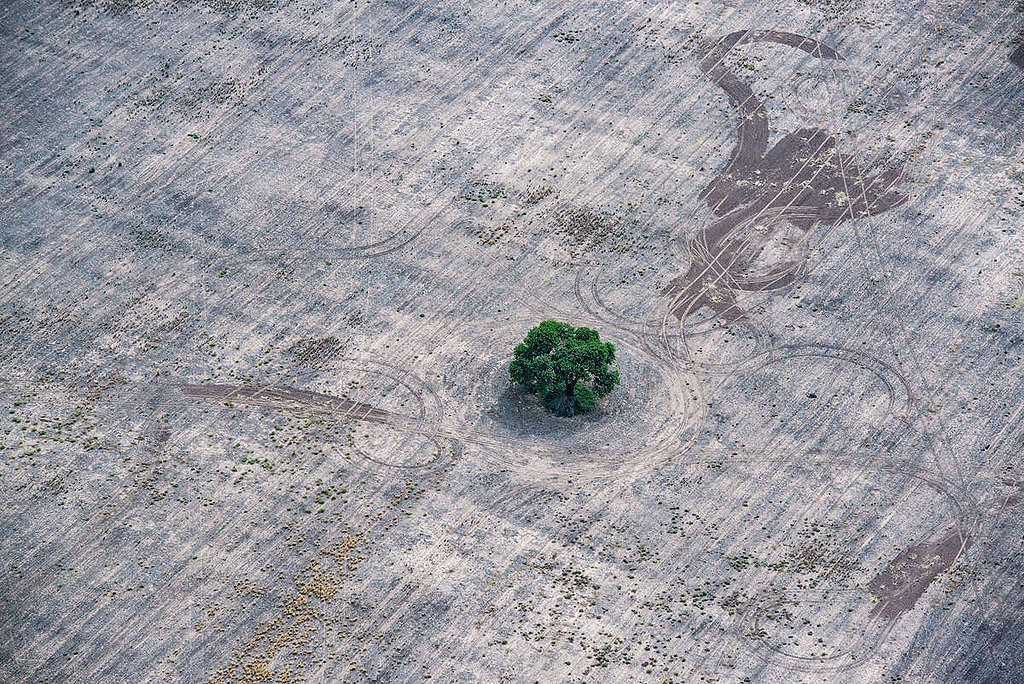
left=867, top=529, right=969, bottom=620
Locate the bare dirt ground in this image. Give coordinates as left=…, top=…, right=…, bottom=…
left=2, top=0, right=1023, bottom=681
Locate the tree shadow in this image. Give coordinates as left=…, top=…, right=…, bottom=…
left=489, top=378, right=612, bottom=439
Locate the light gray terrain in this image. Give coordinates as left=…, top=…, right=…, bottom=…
left=2, top=0, right=1023, bottom=681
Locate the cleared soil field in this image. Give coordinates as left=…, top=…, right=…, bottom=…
left=1, top=0, right=1023, bottom=681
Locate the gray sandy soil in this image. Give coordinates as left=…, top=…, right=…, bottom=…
left=2, top=0, right=1023, bottom=682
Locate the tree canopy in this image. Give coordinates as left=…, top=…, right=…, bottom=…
left=508, top=320, right=620, bottom=417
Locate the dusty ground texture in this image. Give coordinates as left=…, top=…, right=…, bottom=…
left=1, top=0, right=1024, bottom=681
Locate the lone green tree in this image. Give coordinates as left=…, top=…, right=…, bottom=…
left=508, top=320, right=620, bottom=417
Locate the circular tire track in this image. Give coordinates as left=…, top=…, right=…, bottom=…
left=331, top=223, right=429, bottom=260
left=434, top=316, right=706, bottom=485
left=329, top=359, right=453, bottom=471
left=570, top=258, right=779, bottom=374
left=713, top=450, right=977, bottom=674
left=704, top=341, right=917, bottom=461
